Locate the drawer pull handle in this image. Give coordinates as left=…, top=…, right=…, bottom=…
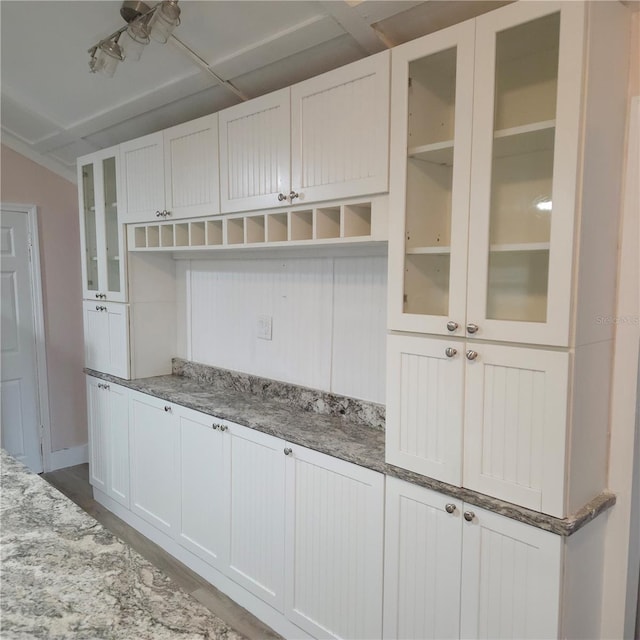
left=445, top=503, right=456, bottom=514
left=164, top=405, right=172, bottom=412
left=466, top=350, right=478, bottom=361
left=289, top=191, right=299, bottom=202
left=466, top=323, right=479, bottom=334
left=284, top=447, right=292, bottom=456
left=277, top=193, right=287, bottom=202
left=219, top=424, right=228, bottom=432
left=212, top=423, right=219, bottom=430
left=463, top=511, right=475, bottom=522
left=446, top=321, right=458, bottom=332
left=445, top=347, right=457, bottom=358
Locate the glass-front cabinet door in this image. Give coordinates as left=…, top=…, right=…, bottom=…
left=77, top=146, right=127, bottom=302
left=388, top=21, right=475, bottom=336
left=466, top=2, right=584, bottom=346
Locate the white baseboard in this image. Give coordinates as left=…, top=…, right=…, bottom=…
left=47, top=444, right=88, bottom=471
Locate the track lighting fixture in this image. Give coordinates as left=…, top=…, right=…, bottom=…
left=88, top=0, right=181, bottom=76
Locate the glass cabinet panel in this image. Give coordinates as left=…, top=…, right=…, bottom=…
left=485, top=13, right=560, bottom=323
left=103, top=156, right=121, bottom=294
left=82, top=163, right=99, bottom=292
left=403, top=47, right=457, bottom=317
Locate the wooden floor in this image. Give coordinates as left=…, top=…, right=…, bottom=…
left=42, top=464, right=282, bottom=640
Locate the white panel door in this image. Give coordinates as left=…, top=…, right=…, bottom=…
left=86, top=376, right=108, bottom=492
left=106, top=381, right=129, bottom=508
left=463, top=343, right=569, bottom=517
left=129, top=391, right=179, bottom=536
left=383, top=477, right=462, bottom=640
left=82, top=301, right=130, bottom=378
left=164, top=114, right=220, bottom=219
left=284, top=444, right=384, bottom=640
left=225, top=422, right=286, bottom=611
left=0, top=209, right=42, bottom=472
left=465, top=2, right=585, bottom=346
left=219, top=88, right=290, bottom=213
left=119, top=132, right=165, bottom=223
left=290, top=51, right=390, bottom=204
left=175, top=406, right=229, bottom=570
left=386, top=334, right=464, bottom=485
left=460, top=504, right=562, bottom=639
left=387, top=21, right=475, bottom=336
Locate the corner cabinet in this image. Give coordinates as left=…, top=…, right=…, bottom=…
left=219, top=51, right=390, bottom=213
left=78, top=146, right=127, bottom=302
left=120, top=114, right=220, bottom=223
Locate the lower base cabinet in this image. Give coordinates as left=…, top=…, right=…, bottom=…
left=86, top=376, right=129, bottom=507
left=384, top=477, right=563, bottom=640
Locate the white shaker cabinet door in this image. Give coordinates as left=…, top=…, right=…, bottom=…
left=386, top=334, right=464, bottom=485
left=463, top=343, right=569, bottom=517
left=383, top=477, right=462, bottom=640
left=175, top=406, right=229, bottom=570
left=129, top=392, right=179, bottom=536
left=460, top=505, right=562, bottom=640
left=224, top=422, right=286, bottom=611
left=119, top=132, right=165, bottom=223
left=219, top=88, right=290, bottom=213
left=87, top=376, right=108, bottom=493
left=164, top=114, right=220, bottom=219
left=290, top=51, right=390, bottom=204
left=106, top=381, right=130, bottom=508
left=284, top=444, right=384, bottom=640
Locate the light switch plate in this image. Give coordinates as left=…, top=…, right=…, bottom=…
left=257, top=315, right=273, bottom=340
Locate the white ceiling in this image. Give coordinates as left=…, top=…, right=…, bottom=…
left=0, top=0, right=514, bottom=182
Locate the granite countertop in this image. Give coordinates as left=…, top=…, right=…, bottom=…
left=86, top=362, right=615, bottom=537
left=0, top=450, right=246, bottom=640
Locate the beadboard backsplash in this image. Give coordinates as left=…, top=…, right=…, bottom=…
left=176, top=253, right=387, bottom=403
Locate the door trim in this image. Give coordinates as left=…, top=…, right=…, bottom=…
left=1, top=203, right=52, bottom=471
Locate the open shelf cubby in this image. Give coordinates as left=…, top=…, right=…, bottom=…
left=127, top=198, right=385, bottom=252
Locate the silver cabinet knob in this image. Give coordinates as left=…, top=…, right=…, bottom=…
left=163, top=210, right=171, bottom=217
left=164, top=405, right=172, bottom=412
left=466, top=350, right=478, bottom=361
left=463, top=511, right=475, bottom=522
left=277, top=193, right=287, bottom=202
left=95, top=293, right=101, bottom=299
left=466, top=323, right=479, bottom=334
left=156, top=210, right=162, bottom=217
left=219, top=424, right=228, bottom=432
left=289, top=191, right=299, bottom=202
left=445, top=503, right=456, bottom=514
left=446, top=321, right=458, bottom=332
left=445, top=347, right=457, bottom=358
left=284, top=447, right=293, bottom=456
left=212, top=423, right=219, bottom=430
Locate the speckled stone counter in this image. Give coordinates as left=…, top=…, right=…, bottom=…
left=0, top=450, right=245, bottom=640
left=85, top=362, right=615, bottom=537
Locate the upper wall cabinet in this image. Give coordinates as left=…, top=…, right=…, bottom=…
left=219, top=51, right=390, bottom=214
left=388, top=2, right=596, bottom=347
left=78, top=146, right=127, bottom=302
left=120, top=114, right=220, bottom=223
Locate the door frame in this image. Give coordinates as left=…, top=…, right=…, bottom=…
left=1, top=203, right=52, bottom=471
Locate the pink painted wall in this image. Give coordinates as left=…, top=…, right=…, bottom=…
left=1, top=144, right=86, bottom=452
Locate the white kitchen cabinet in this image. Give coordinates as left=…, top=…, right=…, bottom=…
left=86, top=376, right=130, bottom=508
left=78, top=146, right=127, bottom=302
left=384, top=477, right=563, bottom=640
left=290, top=51, right=390, bottom=205
left=385, top=334, right=464, bottom=485
left=219, top=88, right=291, bottom=214
left=224, top=421, right=287, bottom=611
left=460, top=504, right=562, bottom=639
left=284, top=443, right=384, bottom=640
left=383, top=478, right=462, bottom=640
left=175, top=406, right=229, bottom=570
left=128, top=391, right=179, bottom=537
left=388, top=1, right=623, bottom=348
left=386, top=334, right=571, bottom=516
left=120, top=115, right=220, bottom=223
left=219, top=52, right=390, bottom=214
left=82, top=300, right=129, bottom=379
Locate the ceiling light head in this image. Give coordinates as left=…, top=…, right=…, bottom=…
left=123, top=18, right=151, bottom=61
left=120, top=1, right=151, bottom=24
left=97, top=38, right=124, bottom=77
left=149, top=0, right=181, bottom=44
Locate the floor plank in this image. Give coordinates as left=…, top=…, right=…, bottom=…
left=42, top=464, right=282, bottom=640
